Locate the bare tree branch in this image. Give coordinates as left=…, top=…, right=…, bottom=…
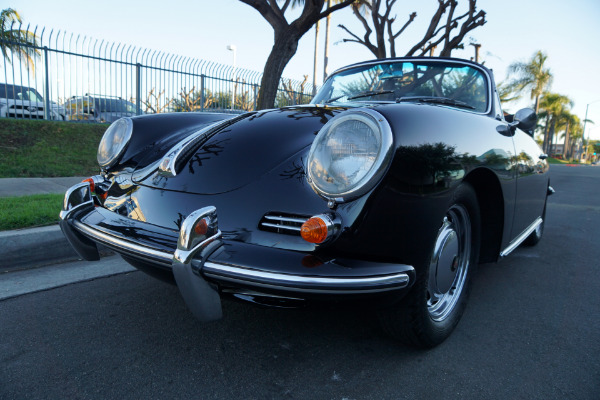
left=339, top=22, right=379, bottom=56
left=388, top=11, right=416, bottom=57
left=317, top=0, right=357, bottom=20
left=405, top=0, right=450, bottom=56
left=339, top=0, right=486, bottom=60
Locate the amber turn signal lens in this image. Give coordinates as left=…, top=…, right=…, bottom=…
left=301, top=217, right=328, bottom=244
left=82, top=178, right=95, bottom=193
left=194, top=218, right=208, bottom=236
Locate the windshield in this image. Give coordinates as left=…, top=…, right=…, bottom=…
left=312, top=60, right=489, bottom=113
left=95, top=98, right=136, bottom=113
left=0, top=84, right=44, bottom=102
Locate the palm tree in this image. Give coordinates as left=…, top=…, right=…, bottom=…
left=560, top=113, right=582, bottom=159
left=538, top=92, right=573, bottom=154
left=505, top=51, right=552, bottom=114
left=0, top=8, right=39, bottom=71
left=497, top=81, right=521, bottom=104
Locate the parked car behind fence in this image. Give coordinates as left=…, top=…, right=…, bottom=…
left=63, top=95, right=138, bottom=123
left=0, top=83, right=65, bottom=120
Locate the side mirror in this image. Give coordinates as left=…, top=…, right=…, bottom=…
left=513, top=108, right=537, bottom=132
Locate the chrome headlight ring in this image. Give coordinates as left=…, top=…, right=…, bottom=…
left=307, top=108, right=394, bottom=202
left=97, top=117, right=133, bottom=169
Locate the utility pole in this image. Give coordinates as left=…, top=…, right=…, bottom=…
left=427, top=42, right=436, bottom=57
left=582, top=99, right=600, bottom=162
left=227, top=45, right=237, bottom=111
left=313, top=21, right=320, bottom=96
left=470, top=43, right=481, bottom=63
left=323, top=0, right=332, bottom=82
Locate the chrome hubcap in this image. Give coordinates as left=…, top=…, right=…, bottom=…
left=427, top=205, right=471, bottom=322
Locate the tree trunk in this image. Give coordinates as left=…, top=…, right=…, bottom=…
left=542, top=116, right=550, bottom=153
left=257, top=34, right=299, bottom=110
left=547, top=117, right=556, bottom=154
left=562, top=121, right=570, bottom=158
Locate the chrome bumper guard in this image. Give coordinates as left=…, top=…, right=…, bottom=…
left=60, top=182, right=413, bottom=321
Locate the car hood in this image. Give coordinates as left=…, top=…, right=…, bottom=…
left=135, top=106, right=342, bottom=194
left=99, top=111, right=137, bottom=123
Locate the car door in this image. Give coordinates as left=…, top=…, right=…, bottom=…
left=510, top=129, right=549, bottom=239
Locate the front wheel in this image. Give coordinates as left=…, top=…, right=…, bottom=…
left=379, top=183, right=481, bottom=348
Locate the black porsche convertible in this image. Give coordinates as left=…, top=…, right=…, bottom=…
left=60, top=57, right=552, bottom=348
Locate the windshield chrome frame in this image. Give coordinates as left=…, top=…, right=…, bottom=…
left=312, top=57, right=493, bottom=115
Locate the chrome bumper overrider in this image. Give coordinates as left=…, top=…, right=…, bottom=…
left=59, top=182, right=414, bottom=321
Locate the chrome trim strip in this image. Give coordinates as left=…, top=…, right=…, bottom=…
left=264, top=215, right=307, bottom=224
left=174, top=232, right=222, bottom=265
left=59, top=182, right=94, bottom=220
left=158, top=126, right=214, bottom=177
left=59, top=200, right=94, bottom=220
left=220, top=288, right=304, bottom=301
left=71, top=218, right=411, bottom=294
left=158, top=115, right=240, bottom=177
left=261, top=222, right=302, bottom=232
left=72, top=220, right=173, bottom=265
left=203, top=262, right=410, bottom=294
left=500, top=217, right=543, bottom=257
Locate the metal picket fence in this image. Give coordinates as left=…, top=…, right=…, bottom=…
left=0, top=22, right=315, bottom=122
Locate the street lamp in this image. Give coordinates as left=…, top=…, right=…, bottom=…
left=227, top=44, right=237, bottom=111
left=582, top=99, right=600, bottom=162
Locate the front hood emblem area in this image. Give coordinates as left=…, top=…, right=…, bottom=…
left=157, top=117, right=241, bottom=178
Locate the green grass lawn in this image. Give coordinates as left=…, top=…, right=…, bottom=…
left=0, top=119, right=107, bottom=177
left=0, top=193, right=64, bottom=231
left=547, top=157, right=571, bottom=164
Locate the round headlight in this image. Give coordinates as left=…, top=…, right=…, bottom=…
left=97, top=117, right=133, bottom=168
left=307, top=109, right=393, bottom=201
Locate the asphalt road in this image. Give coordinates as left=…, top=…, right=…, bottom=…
left=1, top=164, right=598, bottom=400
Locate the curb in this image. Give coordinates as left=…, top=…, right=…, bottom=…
left=0, top=225, right=81, bottom=272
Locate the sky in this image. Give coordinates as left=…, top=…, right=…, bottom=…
left=8, top=0, right=600, bottom=140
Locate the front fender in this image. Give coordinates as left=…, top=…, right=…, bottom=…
left=119, top=112, right=234, bottom=168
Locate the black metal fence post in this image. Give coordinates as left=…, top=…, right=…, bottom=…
left=253, top=85, right=258, bottom=110
left=136, top=63, right=141, bottom=115
left=43, top=46, right=51, bottom=120
left=200, top=74, right=205, bottom=112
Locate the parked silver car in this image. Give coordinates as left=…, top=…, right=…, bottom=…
left=0, top=83, right=65, bottom=120
left=63, top=95, right=138, bottom=123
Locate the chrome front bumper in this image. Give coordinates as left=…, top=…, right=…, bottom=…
left=60, top=182, right=414, bottom=320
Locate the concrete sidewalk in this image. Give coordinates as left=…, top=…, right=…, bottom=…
left=0, top=177, right=91, bottom=272
left=0, top=177, right=86, bottom=197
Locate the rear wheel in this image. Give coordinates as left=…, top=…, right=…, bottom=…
left=379, top=183, right=481, bottom=348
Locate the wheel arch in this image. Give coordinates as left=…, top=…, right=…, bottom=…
left=463, top=167, right=504, bottom=264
